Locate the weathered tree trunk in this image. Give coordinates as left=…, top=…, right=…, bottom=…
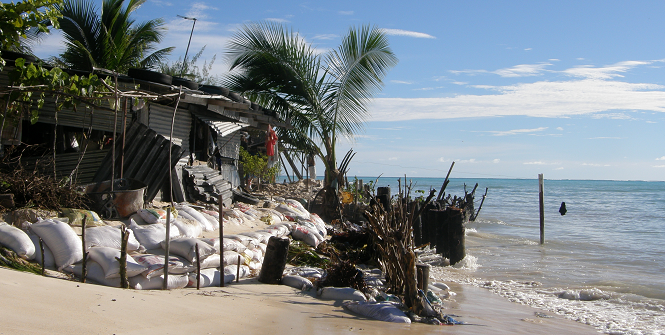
left=258, top=237, right=290, bottom=284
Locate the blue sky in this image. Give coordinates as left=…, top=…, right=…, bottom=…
left=31, top=0, right=665, bottom=181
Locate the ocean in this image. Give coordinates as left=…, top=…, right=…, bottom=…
left=365, top=177, right=665, bottom=335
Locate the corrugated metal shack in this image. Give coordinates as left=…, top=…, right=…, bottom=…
left=0, top=60, right=289, bottom=211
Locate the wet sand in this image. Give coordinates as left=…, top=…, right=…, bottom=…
left=0, top=267, right=597, bottom=334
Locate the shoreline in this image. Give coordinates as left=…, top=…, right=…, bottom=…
left=0, top=266, right=598, bottom=334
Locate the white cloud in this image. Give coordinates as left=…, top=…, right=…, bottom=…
left=266, top=18, right=290, bottom=23
left=493, top=63, right=552, bottom=77
left=339, top=11, right=354, bottom=15
left=312, top=34, right=337, bottom=40
left=524, top=48, right=532, bottom=51
left=555, top=167, right=564, bottom=170
left=391, top=80, right=413, bottom=84
left=656, top=156, right=665, bottom=160
left=556, top=127, right=564, bottom=130
left=563, top=60, right=650, bottom=80
left=452, top=81, right=467, bottom=85
left=493, top=159, right=500, bottom=163
left=591, top=112, right=633, bottom=120
left=368, top=78, right=665, bottom=121
left=458, top=158, right=476, bottom=163
left=382, top=29, right=435, bottom=39
left=582, top=163, right=611, bottom=167
left=653, top=165, right=665, bottom=168
left=524, top=161, right=546, bottom=165
left=587, top=137, right=622, bottom=139
left=388, top=157, right=398, bottom=161
left=486, top=127, right=548, bottom=136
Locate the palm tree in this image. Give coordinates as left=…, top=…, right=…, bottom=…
left=225, top=22, right=397, bottom=189
left=55, top=0, right=173, bottom=73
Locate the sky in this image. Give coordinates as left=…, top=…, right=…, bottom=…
left=29, top=0, right=665, bottom=181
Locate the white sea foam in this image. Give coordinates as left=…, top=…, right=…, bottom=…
left=427, top=263, right=665, bottom=335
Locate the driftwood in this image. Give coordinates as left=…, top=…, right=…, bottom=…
left=364, top=177, right=436, bottom=316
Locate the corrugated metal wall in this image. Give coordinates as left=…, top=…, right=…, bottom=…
left=220, top=162, right=241, bottom=188
left=148, top=103, right=191, bottom=166
left=21, top=149, right=110, bottom=185
left=218, top=131, right=241, bottom=160
left=92, top=121, right=181, bottom=202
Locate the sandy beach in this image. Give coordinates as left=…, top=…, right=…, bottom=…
left=0, top=266, right=598, bottom=335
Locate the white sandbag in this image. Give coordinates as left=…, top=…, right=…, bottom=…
left=84, top=225, right=141, bottom=252
left=285, top=199, right=308, bottom=215
left=172, top=218, right=203, bottom=239
left=248, top=261, right=262, bottom=271
left=291, top=225, right=320, bottom=247
left=0, top=222, right=35, bottom=259
left=137, top=208, right=169, bottom=224
left=66, top=260, right=121, bottom=288
left=284, top=266, right=326, bottom=279
left=297, top=220, right=325, bottom=241
left=28, top=232, right=55, bottom=267
left=198, top=254, right=221, bottom=269
left=87, top=247, right=147, bottom=278
left=199, top=237, right=247, bottom=254
left=342, top=301, right=411, bottom=323
left=188, top=268, right=234, bottom=287
left=29, top=219, right=82, bottom=271
left=255, top=243, right=267, bottom=256
left=284, top=266, right=325, bottom=278
left=227, top=234, right=258, bottom=249
left=224, top=264, right=250, bottom=279
left=161, top=237, right=216, bottom=263
left=175, top=204, right=213, bottom=231
left=240, top=231, right=271, bottom=244
left=318, top=287, right=367, bottom=301
left=133, top=253, right=192, bottom=278
left=131, top=273, right=188, bottom=290
left=129, top=221, right=179, bottom=250
left=199, top=211, right=219, bottom=230
left=222, top=251, right=242, bottom=266
left=281, top=274, right=313, bottom=291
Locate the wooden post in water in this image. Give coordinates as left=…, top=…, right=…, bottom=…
left=539, top=174, right=545, bottom=245
left=219, top=194, right=224, bottom=287
left=163, top=208, right=171, bottom=290
left=447, top=207, right=465, bottom=265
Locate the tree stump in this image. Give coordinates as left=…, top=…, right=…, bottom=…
left=258, top=237, right=290, bottom=284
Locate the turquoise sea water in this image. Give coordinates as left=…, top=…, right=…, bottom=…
left=363, top=177, right=665, bottom=334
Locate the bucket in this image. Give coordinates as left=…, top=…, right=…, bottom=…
left=84, top=178, right=146, bottom=219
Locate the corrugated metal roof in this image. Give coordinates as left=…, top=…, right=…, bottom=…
left=194, top=114, right=249, bottom=138
left=92, top=121, right=181, bottom=202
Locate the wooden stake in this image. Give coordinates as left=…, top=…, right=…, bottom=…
left=38, top=237, right=45, bottom=276
left=219, top=194, right=224, bottom=287
left=236, top=255, right=241, bottom=283
left=539, top=174, right=545, bottom=245
left=437, top=162, right=455, bottom=201
left=81, top=216, right=87, bottom=283
left=471, top=188, right=488, bottom=221
left=195, top=243, right=200, bottom=290
left=163, top=208, right=171, bottom=290
left=117, top=225, right=129, bottom=289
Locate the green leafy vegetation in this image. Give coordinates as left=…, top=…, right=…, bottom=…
left=239, top=146, right=280, bottom=185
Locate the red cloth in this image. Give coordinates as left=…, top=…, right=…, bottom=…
left=266, top=125, right=278, bottom=156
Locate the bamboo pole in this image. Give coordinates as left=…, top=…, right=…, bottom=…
left=219, top=194, right=224, bottom=287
